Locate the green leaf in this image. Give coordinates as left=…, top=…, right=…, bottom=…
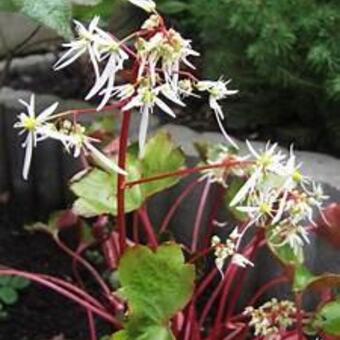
left=71, top=169, right=116, bottom=217
left=73, top=0, right=116, bottom=22
left=315, top=300, right=340, bottom=336
left=225, top=178, right=248, bottom=222
left=0, top=287, right=18, bottom=305
left=71, top=132, right=185, bottom=218
left=14, top=0, right=72, bottom=38
left=111, top=331, right=128, bottom=340
left=113, top=320, right=174, bottom=340
left=71, top=155, right=144, bottom=217
left=294, top=270, right=340, bottom=293
left=0, top=277, right=11, bottom=286
left=9, top=277, right=30, bottom=290
left=141, top=131, right=186, bottom=198
left=159, top=1, right=189, bottom=14
left=118, top=243, right=195, bottom=324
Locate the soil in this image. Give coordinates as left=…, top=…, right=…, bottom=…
left=0, top=204, right=112, bottom=340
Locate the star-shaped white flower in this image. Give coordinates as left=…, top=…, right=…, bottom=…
left=197, top=79, right=238, bottom=148
left=14, top=95, right=59, bottom=179
left=86, top=27, right=129, bottom=110
left=54, top=17, right=100, bottom=75
left=230, top=141, right=286, bottom=207
left=122, top=84, right=178, bottom=154
left=57, top=124, right=126, bottom=175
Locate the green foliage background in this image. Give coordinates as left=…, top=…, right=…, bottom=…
left=155, top=0, right=340, bottom=153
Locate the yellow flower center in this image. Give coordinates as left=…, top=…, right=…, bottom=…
left=23, top=116, right=37, bottom=131
left=142, top=89, right=156, bottom=105
left=292, top=170, right=302, bottom=183
left=258, top=154, right=273, bottom=168
left=259, top=203, right=271, bottom=215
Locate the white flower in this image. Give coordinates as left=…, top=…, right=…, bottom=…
left=236, top=190, right=280, bottom=227
left=286, top=193, right=315, bottom=225
left=122, top=84, right=177, bottom=154
left=142, top=14, right=161, bottom=30
left=197, top=79, right=238, bottom=148
left=232, top=254, right=254, bottom=268
left=136, top=34, right=164, bottom=84
left=59, top=124, right=126, bottom=175
left=230, top=142, right=286, bottom=207
left=105, top=84, right=135, bottom=102
left=86, top=28, right=129, bottom=110
left=270, top=223, right=310, bottom=257
left=127, top=0, right=156, bottom=13
left=136, top=30, right=199, bottom=88
left=14, top=95, right=59, bottom=179
left=178, top=79, right=198, bottom=98
left=161, top=29, right=199, bottom=87
left=211, top=228, right=249, bottom=275
left=54, top=17, right=100, bottom=74
left=159, top=83, right=186, bottom=107
left=244, top=299, right=296, bottom=337
left=306, top=182, right=328, bottom=208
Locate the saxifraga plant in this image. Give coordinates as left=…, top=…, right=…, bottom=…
left=1, top=0, right=340, bottom=339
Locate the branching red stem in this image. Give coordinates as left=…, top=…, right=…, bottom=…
left=125, top=160, right=247, bottom=189
left=117, top=110, right=132, bottom=254
left=0, top=269, right=121, bottom=327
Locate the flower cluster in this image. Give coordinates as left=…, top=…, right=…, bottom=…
left=202, top=141, right=327, bottom=261
left=14, top=95, right=124, bottom=179
left=244, top=299, right=296, bottom=338
left=14, top=0, right=239, bottom=180
left=228, top=142, right=328, bottom=257
left=52, top=0, right=238, bottom=155
left=211, top=228, right=253, bottom=276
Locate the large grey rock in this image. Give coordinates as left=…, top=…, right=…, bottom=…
left=160, top=123, right=340, bottom=190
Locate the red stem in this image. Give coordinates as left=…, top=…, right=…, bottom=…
left=199, top=265, right=234, bottom=328
left=0, top=269, right=121, bottom=327
left=210, top=265, right=238, bottom=338
left=203, top=186, right=226, bottom=248
left=125, top=160, right=246, bottom=189
left=160, top=178, right=199, bottom=234
left=189, top=247, right=213, bottom=264
left=70, top=245, right=97, bottom=340
left=195, top=267, right=219, bottom=299
left=42, top=275, right=104, bottom=309
left=209, top=237, right=263, bottom=338
left=248, top=275, right=288, bottom=307
left=117, top=110, right=132, bottom=255
left=225, top=232, right=264, bottom=320
left=192, top=180, right=211, bottom=252
left=183, top=303, right=195, bottom=340
left=138, top=207, right=158, bottom=248
left=87, top=310, right=97, bottom=340
left=54, top=236, right=123, bottom=310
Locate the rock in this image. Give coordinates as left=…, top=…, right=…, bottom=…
left=0, top=13, right=59, bottom=58
left=159, top=123, right=340, bottom=190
